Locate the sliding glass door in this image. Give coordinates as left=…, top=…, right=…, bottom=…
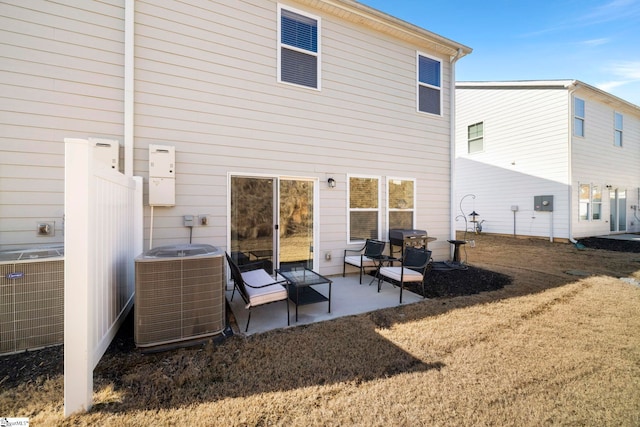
left=230, top=175, right=315, bottom=272
left=610, top=189, right=627, bottom=232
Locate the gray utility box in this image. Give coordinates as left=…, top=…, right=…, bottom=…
left=534, top=195, right=554, bottom=212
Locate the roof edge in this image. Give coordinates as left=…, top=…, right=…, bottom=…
left=456, top=80, right=640, bottom=111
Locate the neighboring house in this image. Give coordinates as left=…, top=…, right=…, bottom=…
left=455, top=80, right=640, bottom=241
left=1, top=1, right=471, bottom=274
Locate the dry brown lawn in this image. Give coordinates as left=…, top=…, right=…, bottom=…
left=1, top=233, right=639, bottom=426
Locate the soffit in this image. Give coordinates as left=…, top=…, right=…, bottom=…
left=295, top=0, right=472, bottom=58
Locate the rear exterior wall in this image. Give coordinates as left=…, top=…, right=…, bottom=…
left=455, top=87, right=570, bottom=239
left=1, top=0, right=456, bottom=274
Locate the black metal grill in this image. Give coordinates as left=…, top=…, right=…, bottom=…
left=389, top=229, right=428, bottom=257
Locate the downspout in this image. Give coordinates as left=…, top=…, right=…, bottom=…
left=124, top=0, right=134, bottom=176
left=566, top=81, right=580, bottom=245
left=450, top=48, right=463, bottom=243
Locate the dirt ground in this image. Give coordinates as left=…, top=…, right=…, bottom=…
left=1, top=232, right=639, bottom=392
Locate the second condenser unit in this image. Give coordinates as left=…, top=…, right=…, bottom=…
left=134, top=244, right=225, bottom=348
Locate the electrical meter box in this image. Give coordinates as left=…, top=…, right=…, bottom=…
left=149, top=144, right=175, bottom=206
left=90, top=137, right=119, bottom=170
left=534, top=195, right=554, bottom=212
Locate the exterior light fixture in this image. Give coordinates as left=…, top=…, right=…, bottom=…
left=327, top=178, right=336, bottom=188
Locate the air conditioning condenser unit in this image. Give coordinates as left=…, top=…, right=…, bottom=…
left=134, top=244, right=225, bottom=348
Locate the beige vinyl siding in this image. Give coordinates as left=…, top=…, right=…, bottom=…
left=0, top=0, right=460, bottom=271
left=455, top=87, right=570, bottom=238
left=134, top=0, right=453, bottom=268
left=0, top=0, right=125, bottom=249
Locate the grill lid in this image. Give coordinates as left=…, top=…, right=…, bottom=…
left=389, top=229, right=428, bottom=243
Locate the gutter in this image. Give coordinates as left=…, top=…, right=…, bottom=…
left=565, top=80, right=581, bottom=246
left=450, top=48, right=463, bottom=243
left=124, top=0, right=134, bottom=176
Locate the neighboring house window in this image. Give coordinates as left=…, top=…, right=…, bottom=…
left=579, top=183, right=601, bottom=220
left=388, top=178, right=416, bottom=230
left=468, top=122, right=484, bottom=153
left=574, top=97, right=585, bottom=137
left=614, top=112, right=623, bottom=147
left=417, top=53, right=441, bottom=115
left=278, top=6, right=320, bottom=89
left=348, top=176, right=380, bottom=242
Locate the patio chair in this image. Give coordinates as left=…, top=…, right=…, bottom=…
left=225, top=252, right=290, bottom=332
left=343, top=239, right=386, bottom=284
left=378, top=246, right=432, bottom=303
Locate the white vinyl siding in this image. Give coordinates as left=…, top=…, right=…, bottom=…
left=455, top=87, right=570, bottom=239
left=457, top=82, right=640, bottom=239
left=278, top=5, right=320, bottom=89
left=0, top=0, right=125, bottom=249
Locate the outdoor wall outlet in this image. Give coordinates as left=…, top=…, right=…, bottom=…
left=199, top=215, right=208, bottom=226
left=325, top=251, right=332, bottom=261
left=37, top=221, right=54, bottom=236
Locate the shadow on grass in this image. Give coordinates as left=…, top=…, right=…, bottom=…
left=3, top=234, right=639, bottom=417
left=89, top=311, right=445, bottom=413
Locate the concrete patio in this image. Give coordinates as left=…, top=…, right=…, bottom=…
left=226, top=272, right=423, bottom=336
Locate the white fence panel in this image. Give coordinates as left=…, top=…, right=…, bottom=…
left=64, top=138, right=143, bottom=416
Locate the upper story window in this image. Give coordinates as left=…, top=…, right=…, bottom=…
left=468, top=122, right=484, bottom=153
left=387, top=178, right=416, bottom=231
left=348, top=176, right=380, bottom=243
left=574, top=97, right=585, bottom=137
left=278, top=6, right=320, bottom=90
left=417, top=53, right=441, bottom=115
left=614, top=112, right=623, bottom=147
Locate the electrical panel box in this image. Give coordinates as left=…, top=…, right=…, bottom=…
left=89, top=137, right=119, bottom=170
left=534, top=195, right=554, bottom=212
left=149, top=144, right=175, bottom=206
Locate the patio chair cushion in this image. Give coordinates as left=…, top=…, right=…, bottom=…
left=241, top=269, right=288, bottom=308
left=378, top=266, right=424, bottom=282
left=344, top=255, right=377, bottom=268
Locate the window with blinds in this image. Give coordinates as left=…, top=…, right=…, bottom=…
left=417, top=53, right=442, bottom=115
left=278, top=7, right=320, bottom=89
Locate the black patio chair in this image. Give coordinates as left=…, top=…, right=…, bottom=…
left=343, top=239, right=386, bottom=284
left=225, top=252, right=290, bottom=332
left=378, top=246, right=432, bottom=303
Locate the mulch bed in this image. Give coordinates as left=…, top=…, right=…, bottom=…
left=2, top=236, right=637, bottom=391
left=399, top=264, right=512, bottom=299
left=578, top=236, right=640, bottom=253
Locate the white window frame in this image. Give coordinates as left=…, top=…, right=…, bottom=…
left=277, top=4, right=321, bottom=90
left=347, top=174, right=381, bottom=244
left=579, top=182, right=602, bottom=221
left=386, top=177, right=417, bottom=232
left=468, top=121, right=484, bottom=154
left=574, top=97, right=585, bottom=137
left=416, top=52, right=442, bottom=116
left=614, top=112, right=623, bottom=147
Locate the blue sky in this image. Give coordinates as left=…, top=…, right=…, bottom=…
left=359, top=0, right=640, bottom=106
